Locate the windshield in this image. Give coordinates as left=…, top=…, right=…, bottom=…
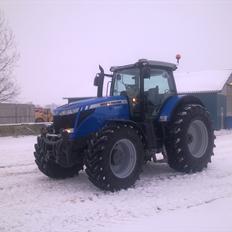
left=112, top=68, right=140, bottom=99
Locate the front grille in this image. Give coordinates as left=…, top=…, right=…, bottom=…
left=53, top=113, right=77, bottom=133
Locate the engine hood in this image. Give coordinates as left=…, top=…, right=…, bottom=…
left=54, top=96, right=128, bottom=116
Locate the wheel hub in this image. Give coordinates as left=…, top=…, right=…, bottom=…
left=111, top=149, right=123, bottom=165
left=187, top=134, right=193, bottom=144
left=110, top=139, right=137, bottom=179
left=187, top=119, right=209, bottom=158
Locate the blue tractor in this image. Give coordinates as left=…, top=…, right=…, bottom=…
left=34, top=59, right=215, bottom=191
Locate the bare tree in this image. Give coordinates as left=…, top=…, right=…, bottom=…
left=0, top=12, right=19, bottom=102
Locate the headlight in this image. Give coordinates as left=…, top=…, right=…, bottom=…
left=63, top=128, right=74, bottom=133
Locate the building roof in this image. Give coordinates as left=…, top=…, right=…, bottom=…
left=175, top=70, right=232, bottom=93
left=110, top=59, right=177, bottom=72
left=63, top=97, right=93, bottom=103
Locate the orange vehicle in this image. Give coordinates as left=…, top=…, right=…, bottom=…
left=34, top=107, right=53, bottom=122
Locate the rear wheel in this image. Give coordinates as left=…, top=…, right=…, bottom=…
left=84, top=123, right=144, bottom=191
left=165, top=104, right=215, bottom=172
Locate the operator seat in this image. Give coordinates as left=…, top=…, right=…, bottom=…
left=147, top=86, right=160, bottom=115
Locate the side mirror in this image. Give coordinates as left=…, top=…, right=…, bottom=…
left=94, top=74, right=103, bottom=86
left=141, top=67, right=150, bottom=79
left=94, top=65, right=105, bottom=86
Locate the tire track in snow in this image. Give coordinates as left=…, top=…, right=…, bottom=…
left=166, top=194, right=232, bottom=212
left=0, top=163, right=37, bottom=178
left=0, top=169, right=38, bottom=178
left=0, top=162, right=34, bottom=169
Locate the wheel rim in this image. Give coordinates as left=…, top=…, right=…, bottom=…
left=110, top=139, right=137, bottom=179
left=187, top=119, right=209, bottom=158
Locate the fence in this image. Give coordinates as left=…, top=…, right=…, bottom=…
left=0, top=103, right=35, bottom=124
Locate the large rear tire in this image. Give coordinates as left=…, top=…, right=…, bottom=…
left=165, top=104, right=215, bottom=173
left=84, top=123, right=144, bottom=191
left=34, top=136, right=82, bottom=179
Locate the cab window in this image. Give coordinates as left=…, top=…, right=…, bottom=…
left=144, top=69, right=174, bottom=116
left=112, top=68, right=140, bottom=99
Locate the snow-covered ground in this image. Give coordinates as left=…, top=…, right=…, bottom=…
left=0, top=131, right=232, bottom=232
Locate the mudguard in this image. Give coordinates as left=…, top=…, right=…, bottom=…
left=158, top=95, right=204, bottom=122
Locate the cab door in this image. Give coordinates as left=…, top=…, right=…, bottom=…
left=143, top=68, right=176, bottom=118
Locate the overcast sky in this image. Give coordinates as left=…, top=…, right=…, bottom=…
left=1, top=0, right=232, bottom=106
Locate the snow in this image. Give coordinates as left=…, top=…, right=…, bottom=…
left=0, top=131, right=232, bottom=232
left=175, top=70, right=232, bottom=93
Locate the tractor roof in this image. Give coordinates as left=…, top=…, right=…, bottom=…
left=110, top=59, right=177, bottom=72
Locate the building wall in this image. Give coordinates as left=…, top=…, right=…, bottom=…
left=0, top=103, right=35, bottom=124
left=223, top=76, right=232, bottom=116
left=220, top=75, right=232, bottom=128
left=226, top=87, right=232, bottom=116
left=217, top=94, right=227, bottom=129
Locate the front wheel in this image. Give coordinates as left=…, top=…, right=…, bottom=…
left=84, top=124, right=144, bottom=191
left=34, top=136, right=82, bottom=179
left=165, top=104, right=215, bottom=173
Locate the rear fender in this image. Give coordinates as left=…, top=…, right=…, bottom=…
left=158, top=95, right=204, bottom=122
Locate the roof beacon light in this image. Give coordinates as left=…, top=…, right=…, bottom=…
left=176, top=54, right=181, bottom=65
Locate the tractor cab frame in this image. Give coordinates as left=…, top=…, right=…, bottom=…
left=94, top=59, right=177, bottom=122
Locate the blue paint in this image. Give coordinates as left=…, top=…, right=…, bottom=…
left=159, top=95, right=185, bottom=121
left=54, top=95, right=126, bottom=116
left=225, top=116, right=232, bottom=129
left=55, top=93, right=187, bottom=140
left=72, top=103, right=129, bottom=139
left=55, top=95, right=129, bottom=139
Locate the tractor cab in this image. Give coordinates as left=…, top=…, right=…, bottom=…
left=94, top=59, right=177, bottom=121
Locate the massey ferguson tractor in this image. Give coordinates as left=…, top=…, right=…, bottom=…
left=34, top=59, right=215, bottom=191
